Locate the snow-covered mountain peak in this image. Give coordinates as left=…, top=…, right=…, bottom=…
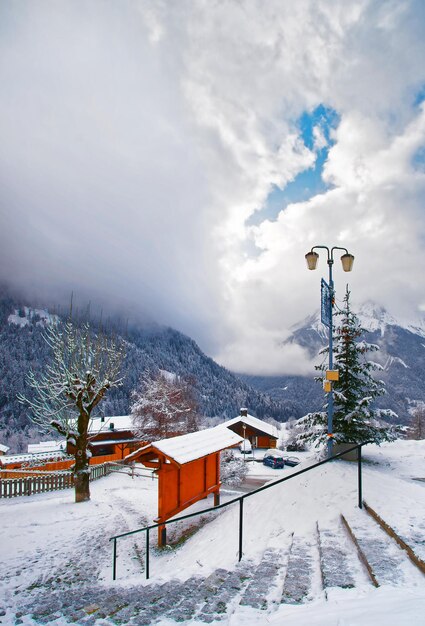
left=357, top=301, right=425, bottom=338
left=356, top=302, right=399, bottom=335
left=293, top=301, right=425, bottom=340
left=291, top=312, right=319, bottom=332
left=288, top=311, right=327, bottom=344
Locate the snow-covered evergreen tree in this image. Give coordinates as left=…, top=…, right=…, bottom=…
left=18, top=320, right=125, bottom=502
left=298, top=289, right=396, bottom=447
left=130, top=370, right=199, bottom=440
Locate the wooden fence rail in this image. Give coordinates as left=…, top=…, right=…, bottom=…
left=0, top=463, right=115, bottom=499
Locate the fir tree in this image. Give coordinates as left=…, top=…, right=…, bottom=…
left=298, top=289, right=396, bottom=447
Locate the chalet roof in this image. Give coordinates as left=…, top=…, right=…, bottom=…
left=28, top=440, right=65, bottom=454
left=0, top=443, right=10, bottom=453
left=88, top=415, right=134, bottom=434
left=223, top=413, right=279, bottom=439
left=126, top=425, right=243, bottom=466
left=0, top=450, right=69, bottom=465
left=24, top=417, right=135, bottom=456
left=90, top=438, right=137, bottom=447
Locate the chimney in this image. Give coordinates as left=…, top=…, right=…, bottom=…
left=101, top=416, right=105, bottom=423
left=240, top=408, right=248, bottom=417
left=109, top=422, right=115, bottom=431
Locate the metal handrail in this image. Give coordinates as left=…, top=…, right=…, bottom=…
left=110, top=443, right=365, bottom=580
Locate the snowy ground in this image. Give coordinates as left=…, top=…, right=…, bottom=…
left=1, top=441, right=425, bottom=625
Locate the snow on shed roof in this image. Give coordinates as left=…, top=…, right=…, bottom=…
left=223, top=413, right=279, bottom=439
left=129, top=426, right=243, bottom=466
left=0, top=443, right=10, bottom=453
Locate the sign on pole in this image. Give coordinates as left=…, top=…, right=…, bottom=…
left=321, top=278, right=331, bottom=327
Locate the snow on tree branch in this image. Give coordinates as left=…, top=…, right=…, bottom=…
left=130, top=370, right=199, bottom=440
left=18, top=318, right=125, bottom=502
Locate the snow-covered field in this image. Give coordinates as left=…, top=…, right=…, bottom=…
left=1, top=441, right=425, bottom=625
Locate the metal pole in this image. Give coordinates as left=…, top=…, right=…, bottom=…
left=327, top=256, right=334, bottom=459
left=112, top=538, right=117, bottom=581
left=308, top=244, right=353, bottom=459
left=146, top=528, right=150, bottom=580
left=358, top=445, right=362, bottom=509
left=238, top=498, right=244, bottom=561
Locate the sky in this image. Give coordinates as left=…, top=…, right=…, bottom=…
left=1, top=0, right=425, bottom=376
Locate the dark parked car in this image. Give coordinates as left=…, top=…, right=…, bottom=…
left=263, top=454, right=285, bottom=469
left=283, top=456, right=300, bottom=467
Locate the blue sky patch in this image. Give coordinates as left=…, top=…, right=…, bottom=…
left=412, top=145, right=425, bottom=171
left=412, top=85, right=425, bottom=171
left=414, top=84, right=425, bottom=107
left=247, top=105, right=339, bottom=227
left=299, top=104, right=339, bottom=150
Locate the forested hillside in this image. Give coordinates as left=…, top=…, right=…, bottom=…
left=0, top=290, right=294, bottom=452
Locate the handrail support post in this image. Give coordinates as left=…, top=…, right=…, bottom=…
left=146, top=528, right=150, bottom=580
left=112, top=538, right=117, bottom=581
left=358, top=445, right=362, bottom=509
left=239, top=498, right=244, bottom=561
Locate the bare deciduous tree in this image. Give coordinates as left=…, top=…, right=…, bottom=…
left=19, top=320, right=125, bottom=502
left=131, top=370, right=199, bottom=440
left=408, top=406, right=425, bottom=440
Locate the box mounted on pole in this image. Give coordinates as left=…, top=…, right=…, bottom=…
left=326, top=370, right=339, bottom=381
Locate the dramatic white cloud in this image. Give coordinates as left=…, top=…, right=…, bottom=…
left=0, top=0, right=424, bottom=374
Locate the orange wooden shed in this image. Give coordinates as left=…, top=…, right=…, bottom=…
left=125, top=426, right=243, bottom=546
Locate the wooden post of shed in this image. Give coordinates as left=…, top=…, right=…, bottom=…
left=160, top=524, right=166, bottom=546
left=214, top=452, right=220, bottom=506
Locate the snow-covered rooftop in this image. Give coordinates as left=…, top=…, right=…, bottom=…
left=129, top=426, right=243, bottom=466
left=90, top=438, right=137, bottom=447
left=0, top=450, right=69, bottom=465
left=88, top=415, right=134, bottom=434
left=223, top=413, right=279, bottom=439
left=28, top=440, right=66, bottom=454
left=23, top=418, right=134, bottom=456
left=0, top=443, right=10, bottom=454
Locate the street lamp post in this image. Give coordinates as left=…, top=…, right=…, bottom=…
left=305, top=246, right=354, bottom=458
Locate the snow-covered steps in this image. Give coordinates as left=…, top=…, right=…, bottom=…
left=196, top=566, right=250, bottom=622
left=317, top=520, right=357, bottom=590
left=19, top=568, right=253, bottom=625
left=239, top=547, right=289, bottom=610
left=14, top=512, right=425, bottom=624
left=239, top=521, right=372, bottom=611
left=341, top=510, right=425, bottom=588
left=280, top=535, right=320, bottom=604
left=153, top=576, right=205, bottom=623
left=363, top=501, right=425, bottom=575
